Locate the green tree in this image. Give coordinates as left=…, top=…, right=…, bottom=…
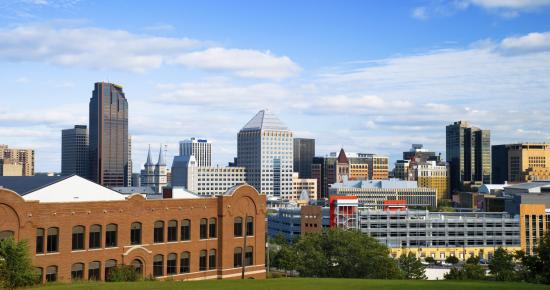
left=535, top=233, right=550, bottom=284
left=488, top=247, right=516, bottom=281
left=398, top=252, right=426, bottom=280
left=0, top=238, right=38, bottom=290
left=106, top=265, right=140, bottom=282
left=424, top=256, right=435, bottom=264
left=445, top=256, right=486, bottom=281
left=445, top=256, right=459, bottom=265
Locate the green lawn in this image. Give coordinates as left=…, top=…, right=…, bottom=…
left=37, top=278, right=550, bottom=290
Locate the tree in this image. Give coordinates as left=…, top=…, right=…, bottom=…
left=445, top=256, right=485, bottom=281
left=445, top=256, right=459, bottom=265
left=488, top=247, right=515, bottom=281
left=424, top=256, right=435, bottom=264
left=0, top=238, right=38, bottom=290
left=535, top=233, right=550, bottom=284
left=398, top=252, right=426, bottom=279
left=106, top=265, right=140, bottom=282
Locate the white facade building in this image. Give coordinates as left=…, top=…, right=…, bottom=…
left=290, top=172, right=317, bottom=201
left=179, top=137, right=211, bottom=167
left=237, top=109, right=293, bottom=197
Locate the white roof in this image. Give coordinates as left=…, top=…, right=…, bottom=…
left=171, top=187, right=201, bottom=199
left=241, top=109, right=289, bottom=131
left=23, top=175, right=126, bottom=202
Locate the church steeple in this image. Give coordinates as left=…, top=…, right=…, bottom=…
left=157, top=144, right=166, bottom=166
left=145, top=145, right=153, bottom=166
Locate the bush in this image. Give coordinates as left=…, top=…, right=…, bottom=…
left=0, top=238, right=38, bottom=289
left=445, top=256, right=459, bottom=265
left=106, top=265, right=140, bottom=282
left=424, top=257, right=435, bottom=264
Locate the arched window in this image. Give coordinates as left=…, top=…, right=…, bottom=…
left=105, top=259, right=116, bottom=280
left=199, top=250, right=207, bottom=271
left=35, top=267, right=43, bottom=284
left=71, top=263, right=84, bottom=280
left=200, top=218, right=208, bottom=239
left=209, top=249, right=217, bottom=269
left=35, top=228, right=44, bottom=254
left=167, top=253, right=177, bottom=275
left=234, top=247, right=243, bottom=267
left=180, top=219, right=191, bottom=241
left=180, top=252, right=190, bottom=273
left=0, top=230, right=14, bottom=241
left=89, top=225, right=102, bottom=249
left=209, top=218, right=217, bottom=238
left=234, top=217, right=243, bottom=237
left=154, top=221, right=164, bottom=243
left=246, top=216, right=254, bottom=236
left=153, top=255, right=164, bottom=277
left=130, top=222, right=142, bottom=245
left=245, top=246, right=253, bottom=266
left=132, top=259, right=143, bottom=275
left=72, top=226, right=85, bottom=250
left=88, top=261, right=100, bottom=281
left=46, top=266, right=57, bottom=282
left=105, top=224, right=117, bottom=247
left=167, top=220, right=177, bottom=242
left=46, top=228, right=59, bottom=253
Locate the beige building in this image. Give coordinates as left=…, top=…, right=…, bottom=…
left=0, top=159, right=23, bottom=176
left=290, top=172, right=317, bottom=201
left=508, top=143, right=550, bottom=182
left=415, top=161, right=450, bottom=201
left=0, top=145, right=34, bottom=176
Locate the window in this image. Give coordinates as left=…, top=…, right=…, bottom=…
left=88, top=261, right=100, bottom=281
left=234, top=247, right=243, bottom=267
left=46, top=228, right=58, bottom=253
left=167, top=253, right=177, bottom=275
left=234, top=217, right=243, bottom=237
left=72, top=226, right=85, bottom=250
left=0, top=230, right=13, bottom=241
left=167, top=220, right=177, bottom=242
left=199, top=250, right=207, bottom=271
left=89, top=225, right=102, bottom=249
left=181, top=219, right=190, bottom=241
left=154, top=221, right=164, bottom=243
left=209, top=249, right=217, bottom=269
left=71, top=263, right=84, bottom=280
left=245, top=246, right=253, bottom=266
left=153, top=255, right=164, bottom=277
left=200, top=219, right=208, bottom=239
left=132, top=259, right=143, bottom=275
left=209, top=218, right=217, bottom=238
left=106, top=224, right=117, bottom=247
left=246, top=217, right=254, bottom=236
left=105, top=260, right=116, bottom=280
left=180, top=252, right=190, bottom=273
left=130, top=222, right=142, bottom=245
left=36, top=228, right=44, bottom=254
left=46, top=266, right=57, bottom=282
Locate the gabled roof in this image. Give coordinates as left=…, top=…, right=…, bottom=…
left=0, top=175, right=68, bottom=196
left=241, top=109, right=289, bottom=131
left=337, top=148, right=349, bottom=164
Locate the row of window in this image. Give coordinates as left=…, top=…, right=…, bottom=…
left=36, top=217, right=254, bottom=254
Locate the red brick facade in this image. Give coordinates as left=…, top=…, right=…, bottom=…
left=0, top=184, right=266, bottom=283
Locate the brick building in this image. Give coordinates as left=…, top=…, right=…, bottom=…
left=0, top=175, right=266, bottom=283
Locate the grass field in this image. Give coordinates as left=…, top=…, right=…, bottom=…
left=36, top=278, right=550, bottom=290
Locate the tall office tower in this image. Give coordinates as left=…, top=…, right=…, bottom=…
left=446, top=121, right=491, bottom=192
left=0, top=145, right=34, bottom=176
left=89, top=82, right=129, bottom=187
left=491, top=144, right=508, bottom=184
left=237, top=109, right=293, bottom=197
left=127, top=135, right=133, bottom=186
left=293, top=138, right=315, bottom=178
left=179, top=137, right=211, bottom=167
left=61, top=125, right=89, bottom=178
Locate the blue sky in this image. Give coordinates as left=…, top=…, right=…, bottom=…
left=1, top=0, right=550, bottom=172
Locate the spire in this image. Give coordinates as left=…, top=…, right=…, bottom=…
left=157, top=144, right=166, bottom=166
left=241, top=109, right=289, bottom=131
left=145, top=145, right=153, bottom=166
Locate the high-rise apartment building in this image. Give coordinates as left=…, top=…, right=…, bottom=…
left=61, top=125, right=89, bottom=178
left=446, top=121, right=491, bottom=191
left=0, top=145, right=34, bottom=176
left=0, top=159, right=23, bottom=176
left=89, top=82, right=129, bottom=187
left=237, top=109, right=293, bottom=197
left=293, top=138, right=315, bottom=178
left=179, top=138, right=211, bottom=167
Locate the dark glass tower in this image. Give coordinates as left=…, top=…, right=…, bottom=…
left=89, top=82, right=129, bottom=187
left=61, top=125, right=89, bottom=178
left=293, top=138, right=315, bottom=178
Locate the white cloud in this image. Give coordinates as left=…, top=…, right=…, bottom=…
left=500, top=32, right=550, bottom=53
left=470, top=0, right=550, bottom=9
left=412, top=7, right=428, bottom=20
left=411, top=0, right=550, bottom=20
left=174, top=47, right=301, bottom=79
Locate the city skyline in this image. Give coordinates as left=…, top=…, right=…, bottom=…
left=1, top=1, right=550, bottom=172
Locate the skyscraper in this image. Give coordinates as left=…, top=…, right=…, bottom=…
left=61, top=125, right=89, bottom=178
left=237, top=109, right=293, bottom=197
left=293, top=138, right=315, bottom=178
left=89, top=82, right=129, bottom=187
left=179, top=137, right=211, bottom=167
left=446, top=121, right=491, bottom=192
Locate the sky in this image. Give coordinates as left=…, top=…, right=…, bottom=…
left=1, top=0, right=550, bottom=173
